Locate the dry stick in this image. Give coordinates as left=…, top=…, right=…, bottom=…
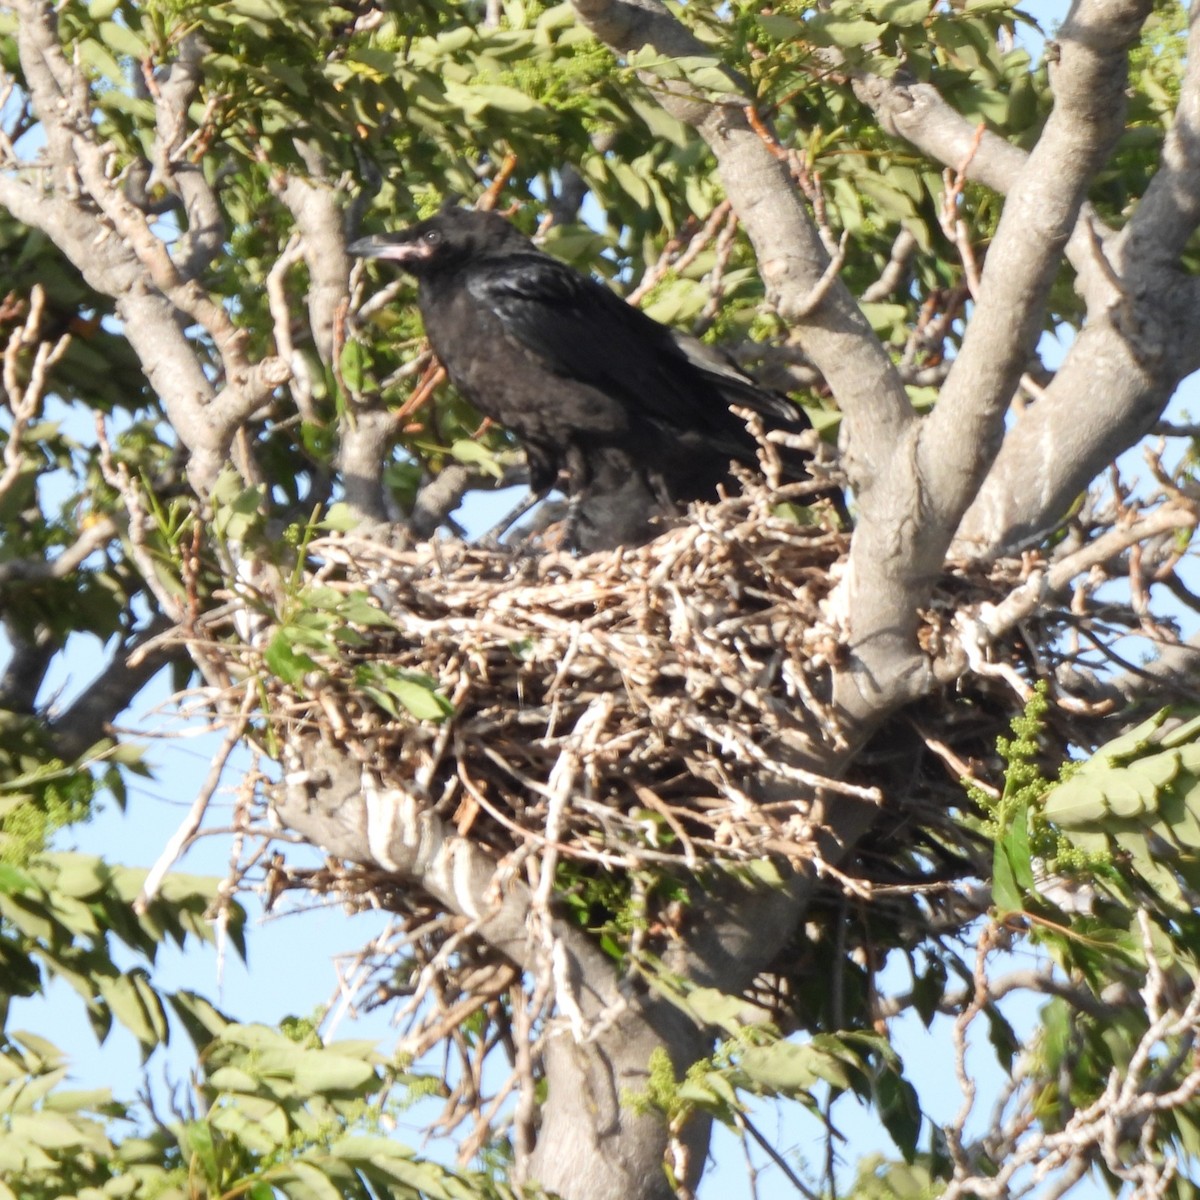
left=477, top=152, right=519, bottom=212
left=401, top=969, right=516, bottom=1063
left=321, top=916, right=401, bottom=1041
left=971, top=501, right=1199, bottom=643
left=939, top=124, right=987, bottom=300
left=947, top=912, right=1200, bottom=1200
left=947, top=920, right=1002, bottom=1178
left=626, top=200, right=731, bottom=307
left=265, top=233, right=317, bottom=421
left=396, top=361, right=447, bottom=425
left=736, top=1112, right=820, bottom=1200
left=213, top=759, right=261, bottom=983
left=697, top=203, right=739, bottom=327
left=0, top=286, right=71, bottom=503
left=134, top=685, right=256, bottom=913
left=94, top=412, right=189, bottom=631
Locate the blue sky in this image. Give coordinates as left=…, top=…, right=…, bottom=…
left=7, top=0, right=1197, bottom=1192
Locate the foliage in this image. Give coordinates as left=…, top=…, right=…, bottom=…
left=0, top=848, right=501, bottom=1199
left=0, top=1014, right=501, bottom=1200
left=2, top=0, right=1200, bottom=1197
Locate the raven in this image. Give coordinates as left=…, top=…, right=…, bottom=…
left=350, top=208, right=815, bottom=551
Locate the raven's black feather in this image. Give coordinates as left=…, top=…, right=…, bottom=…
left=350, top=208, right=815, bottom=550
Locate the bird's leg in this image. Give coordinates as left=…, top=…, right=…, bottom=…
left=562, top=489, right=585, bottom=550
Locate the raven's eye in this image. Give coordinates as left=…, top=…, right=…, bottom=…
left=423, top=229, right=442, bottom=246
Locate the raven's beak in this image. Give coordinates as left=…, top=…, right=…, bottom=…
left=348, top=235, right=429, bottom=263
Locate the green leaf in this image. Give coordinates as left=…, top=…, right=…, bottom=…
left=354, top=665, right=452, bottom=721
left=626, top=48, right=736, bottom=94
left=318, top=502, right=361, bottom=532
left=1043, top=774, right=1109, bottom=825
left=291, top=1049, right=378, bottom=1093
left=264, top=631, right=321, bottom=686
left=874, top=1069, right=921, bottom=1161
left=865, top=0, right=931, bottom=24
left=97, top=970, right=169, bottom=1053
left=1162, top=777, right=1200, bottom=846
left=43, top=1086, right=116, bottom=1114
left=0, top=1066, right=69, bottom=1113
left=1095, top=709, right=1170, bottom=764
left=683, top=987, right=756, bottom=1035
left=807, top=14, right=887, bottom=47
left=274, top=1159, right=346, bottom=1200
left=214, top=502, right=267, bottom=546
left=339, top=340, right=366, bottom=392
left=0, top=864, right=33, bottom=894
left=98, top=21, right=148, bottom=59
left=45, top=855, right=108, bottom=899
left=444, top=79, right=541, bottom=116
left=758, top=13, right=804, bottom=37
left=447, top=438, right=505, bottom=478
left=211, top=1094, right=290, bottom=1152
left=739, top=1041, right=827, bottom=1095
left=992, top=801, right=1032, bottom=914
left=985, top=1003, right=1019, bottom=1072
left=77, top=38, right=125, bottom=84
left=8, top=1111, right=106, bottom=1151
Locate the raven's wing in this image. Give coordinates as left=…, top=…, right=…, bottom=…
left=667, top=330, right=807, bottom=428
left=466, top=253, right=801, bottom=440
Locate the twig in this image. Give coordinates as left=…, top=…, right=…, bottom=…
left=134, top=685, right=256, bottom=913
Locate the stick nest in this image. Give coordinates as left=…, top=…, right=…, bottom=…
left=231, top=482, right=1082, bottom=900
left=184, top=482, right=1192, bottom=1143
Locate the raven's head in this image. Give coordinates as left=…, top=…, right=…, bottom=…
left=349, top=208, right=531, bottom=277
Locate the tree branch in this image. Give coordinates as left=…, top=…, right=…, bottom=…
left=850, top=4, right=1200, bottom=560
left=945, top=501, right=1199, bottom=679
left=153, top=33, right=226, bottom=280
left=919, top=0, right=1151, bottom=554
left=49, top=615, right=180, bottom=762
left=0, top=518, right=119, bottom=588
left=1118, top=0, right=1200, bottom=267
left=275, top=156, right=351, bottom=366
left=9, top=0, right=285, bottom=491
left=831, top=0, right=1154, bottom=683
left=849, top=67, right=1119, bottom=307
left=273, top=738, right=710, bottom=1199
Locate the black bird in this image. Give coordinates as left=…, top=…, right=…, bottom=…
left=350, top=208, right=815, bottom=551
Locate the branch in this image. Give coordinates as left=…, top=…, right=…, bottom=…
left=919, top=0, right=1151, bottom=539
left=134, top=685, right=255, bottom=913
left=860, top=227, right=918, bottom=303
left=8, top=0, right=284, bottom=491
left=1118, top=0, right=1200, bottom=267
left=49, top=616, right=180, bottom=762
left=274, top=156, right=351, bottom=365
left=956, top=314, right=1189, bottom=555
left=0, top=517, right=118, bottom=588
left=152, top=33, right=226, bottom=279
left=965, top=504, right=1198, bottom=650
left=878, top=967, right=1123, bottom=1023
left=337, top=407, right=401, bottom=528
left=852, top=7, right=1200, bottom=559
left=0, top=625, right=53, bottom=714
left=273, top=738, right=710, bottom=1200
left=830, top=0, right=1153, bottom=711
left=849, top=68, right=1119, bottom=307
left=943, top=911, right=1200, bottom=1200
